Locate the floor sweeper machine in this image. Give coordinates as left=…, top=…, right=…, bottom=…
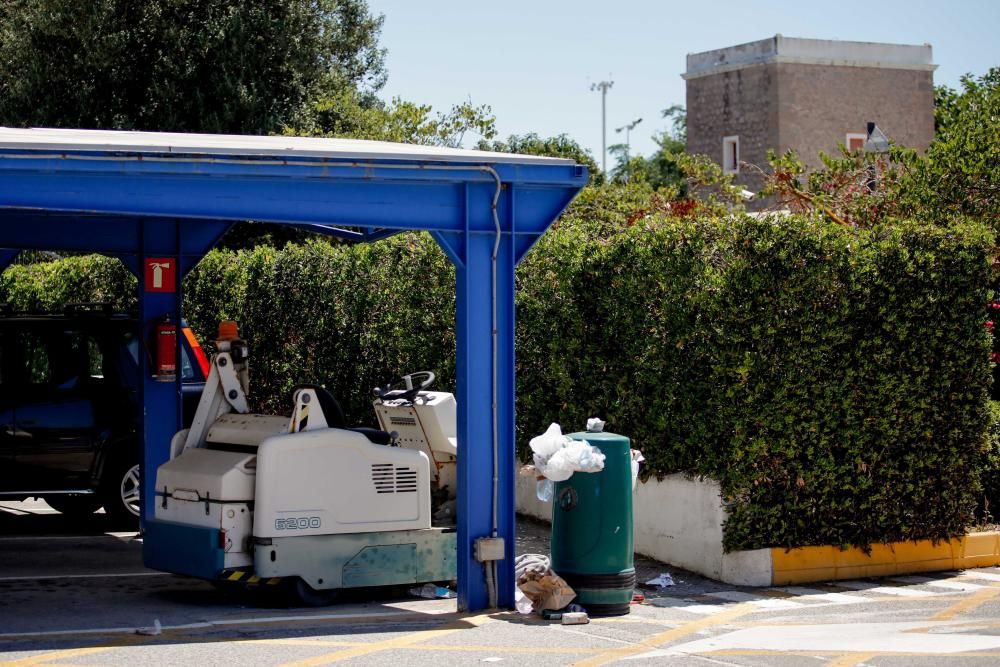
left=144, top=323, right=458, bottom=604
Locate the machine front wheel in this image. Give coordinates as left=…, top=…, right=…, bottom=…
left=291, top=578, right=339, bottom=607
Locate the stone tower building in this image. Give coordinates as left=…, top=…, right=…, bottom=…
left=684, top=35, right=936, bottom=194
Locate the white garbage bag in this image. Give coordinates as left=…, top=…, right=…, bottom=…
left=529, top=423, right=606, bottom=485
left=529, top=423, right=566, bottom=459
left=631, top=449, right=645, bottom=491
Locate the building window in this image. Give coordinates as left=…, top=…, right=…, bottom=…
left=722, top=136, right=739, bottom=174
left=846, top=133, right=867, bottom=152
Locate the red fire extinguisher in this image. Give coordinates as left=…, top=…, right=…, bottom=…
left=155, top=315, right=177, bottom=382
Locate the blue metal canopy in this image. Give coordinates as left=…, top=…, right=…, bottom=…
left=0, top=127, right=587, bottom=612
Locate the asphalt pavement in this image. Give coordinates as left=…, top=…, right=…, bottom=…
left=2, top=499, right=1000, bottom=666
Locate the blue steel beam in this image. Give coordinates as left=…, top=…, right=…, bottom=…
left=0, top=213, right=229, bottom=266
left=0, top=153, right=586, bottom=237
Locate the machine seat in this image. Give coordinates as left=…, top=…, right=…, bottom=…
left=294, top=384, right=394, bottom=446
left=347, top=427, right=394, bottom=446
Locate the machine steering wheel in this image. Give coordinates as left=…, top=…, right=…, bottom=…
left=374, top=371, right=436, bottom=402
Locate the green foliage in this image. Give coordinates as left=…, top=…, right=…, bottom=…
left=183, top=237, right=456, bottom=422
left=0, top=0, right=386, bottom=133
left=3, top=197, right=993, bottom=552
left=296, top=88, right=496, bottom=147
left=517, top=211, right=994, bottom=551
left=611, top=105, right=687, bottom=191
left=477, top=134, right=602, bottom=185
left=981, top=400, right=1000, bottom=524
left=0, top=255, right=136, bottom=311
left=760, top=68, right=1000, bottom=232
left=899, top=68, right=1000, bottom=225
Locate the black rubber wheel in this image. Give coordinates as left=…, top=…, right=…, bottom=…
left=100, top=455, right=141, bottom=530
left=291, top=578, right=339, bottom=607
left=44, top=494, right=102, bottom=517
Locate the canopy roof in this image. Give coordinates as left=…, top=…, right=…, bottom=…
left=0, top=127, right=574, bottom=165
left=0, top=126, right=588, bottom=613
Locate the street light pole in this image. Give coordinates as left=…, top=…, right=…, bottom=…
left=615, top=117, right=643, bottom=165
left=591, top=80, right=614, bottom=174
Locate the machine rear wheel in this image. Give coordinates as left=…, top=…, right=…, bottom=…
left=291, top=578, right=339, bottom=607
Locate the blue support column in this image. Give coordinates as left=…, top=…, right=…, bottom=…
left=452, top=223, right=518, bottom=612
left=138, top=220, right=183, bottom=527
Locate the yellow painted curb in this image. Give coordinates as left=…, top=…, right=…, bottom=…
left=770, top=531, right=1000, bottom=585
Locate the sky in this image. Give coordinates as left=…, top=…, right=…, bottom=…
left=366, top=0, right=1000, bottom=168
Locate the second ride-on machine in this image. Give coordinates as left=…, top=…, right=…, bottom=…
left=144, top=323, right=459, bottom=604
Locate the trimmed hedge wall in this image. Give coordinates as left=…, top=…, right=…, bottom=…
left=1, top=209, right=993, bottom=551
left=518, top=215, right=994, bottom=550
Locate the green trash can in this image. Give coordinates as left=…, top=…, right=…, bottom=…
left=550, top=430, right=635, bottom=616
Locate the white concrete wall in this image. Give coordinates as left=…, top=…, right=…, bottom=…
left=516, top=471, right=552, bottom=523
left=632, top=474, right=728, bottom=579
left=515, top=471, right=772, bottom=585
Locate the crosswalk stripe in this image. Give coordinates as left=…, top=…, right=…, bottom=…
left=705, top=591, right=763, bottom=603
left=773, top=587, right=866, bottom=605
left=891, top=575, right=985, bottom=591
left=704, top=590, right=804, bottom=609
left=835, top=580, right=935, bottom=597
left=749, top=598, right=805, bottom=609
left=961, top=571, right=1000, bottom=583
left=649, top=598, right=730, bottom=615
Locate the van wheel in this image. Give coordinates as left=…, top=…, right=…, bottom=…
left=44, top=494, right=102, bottom=517
left=100, top=456, right=141, bottom=530
left=291, top=578, right=339, bottom=607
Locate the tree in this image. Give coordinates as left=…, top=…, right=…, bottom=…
left=898, top=68, right=1000, bottom=225
left=0, top=0, right=387, bottom=134
left=609, top=104, right=686, bottom=191
left=298, top=88, right=497, bottom=147
left=477, top=133, right=602, bottom=184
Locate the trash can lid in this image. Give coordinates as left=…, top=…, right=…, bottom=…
left=566, top=431, right=630, bottom=448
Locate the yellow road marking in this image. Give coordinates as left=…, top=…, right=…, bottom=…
left=571, top=602, right=756, bottom=667
left=1, top=646, right=123, bottom=666
left=1, top=624, right=197, bottom=665
left=931, top=586, right=1000, bottom=620
left=707, top=649, right=1000, bottom=657
left=825, top=653, right=877, bottom=667
left=277, top=612, right=495, bottom=666
left=253, top=637, right=606, bottom=655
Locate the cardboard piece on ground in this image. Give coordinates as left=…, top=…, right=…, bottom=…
left=517, top=570, right=576, bottom=612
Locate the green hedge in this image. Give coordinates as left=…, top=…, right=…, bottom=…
left=518, top=215, right=994, bottom=550
left=983, top=400, right=1000, bottom=523
left=181, top=240, right=457, bottom=419
left=0, top=254, right=136, bottom=311
left=1, top=207, right=993, bottom=551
